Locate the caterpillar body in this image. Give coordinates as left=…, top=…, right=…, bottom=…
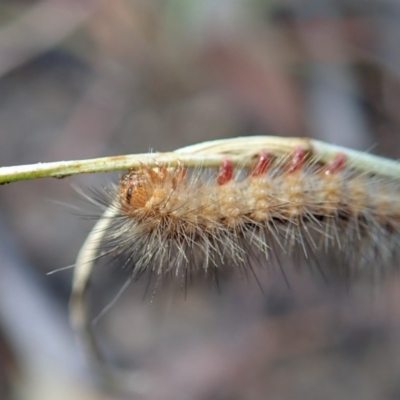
left=93, top=144, right=400, bottom=286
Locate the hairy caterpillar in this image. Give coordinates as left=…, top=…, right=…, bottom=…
left=83, top=140, right=400, bottom=289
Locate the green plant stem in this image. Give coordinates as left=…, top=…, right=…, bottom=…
left=1, top=137, right=400, bottom=185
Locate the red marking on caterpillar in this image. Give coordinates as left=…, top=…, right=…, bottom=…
left=92, top=147, right=400, bottom=289
left=288, top=147, right=306, bottom=173
left=217, top=159, right=234, bottom=185
left=251, top=151, right=270, bottom=176
left=325, top=153, right=346, bottom=175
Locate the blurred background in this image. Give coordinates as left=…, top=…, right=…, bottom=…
left=1, top=0, right=400, bottom=399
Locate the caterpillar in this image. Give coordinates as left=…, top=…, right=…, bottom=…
left=82, top=138, right=400, bottom=289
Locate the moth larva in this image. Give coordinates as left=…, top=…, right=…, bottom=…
left=87, top=144, right=400, bottom=287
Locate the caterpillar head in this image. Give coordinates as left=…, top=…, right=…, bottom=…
left=118, top=163, right=186, bottom=215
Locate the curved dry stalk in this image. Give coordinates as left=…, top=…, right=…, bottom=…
left=68, top=135, right=400, bottom=394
